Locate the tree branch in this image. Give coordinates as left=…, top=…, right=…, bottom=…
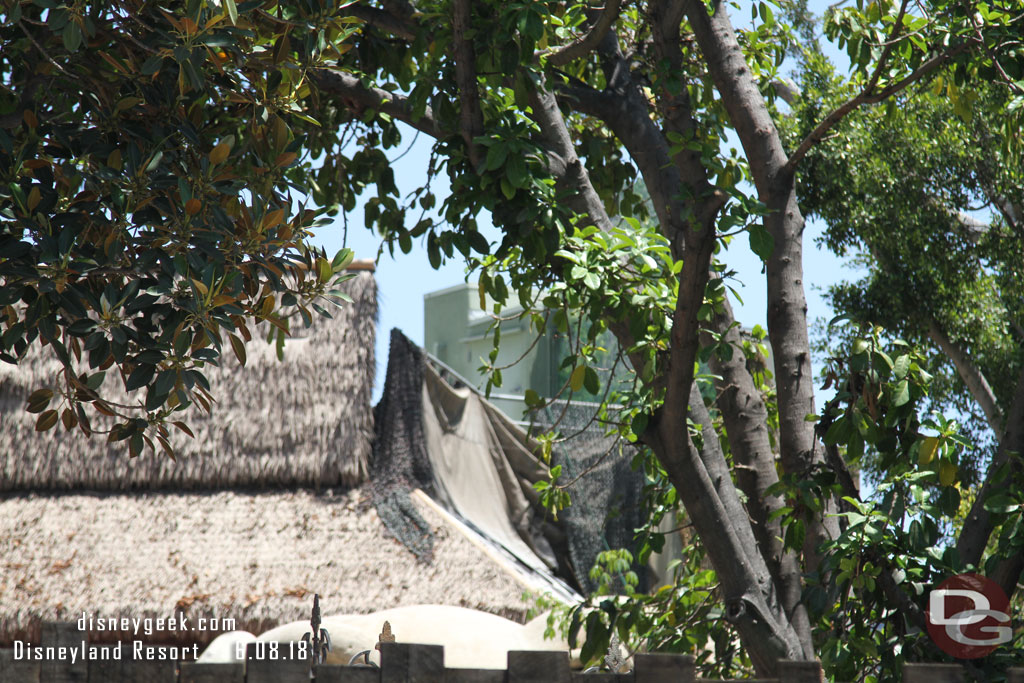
left=704, top=295, right=814, bottom=658
left=683, top=0, right=840, bottom=561
left=957, top=364, right=1024, bottom=567
left=688, top=380, right=767, bottom=574
left=311, top=69, right=440, bottom=138
left=991, top=550, right=1024, bottom=604
left=344, top=5, right=418, bottom=41
left=925, top=317, right=1005, bottom=437
left=784, top=41, right=971, bottom=176
left=526, top=86, right=616, bottom=234
left=546, top=0, right=623, bottom=66
left=452, top=0, right=485, bottom=168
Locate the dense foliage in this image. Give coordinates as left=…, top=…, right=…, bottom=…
left=4, top=0, right=1024, bottom=679
left=0, top=2, right=357, bottom=455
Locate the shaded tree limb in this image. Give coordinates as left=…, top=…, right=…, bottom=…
left=991, top=550, right=1024, bottom=603
left=547, top=0, right=623, bottom=66
left=527, top=85, right=616, bottom=234
left=682, top=0, right=839, bottom=568
left=554, top=77, right=691, bottom=245
left=957, top=364, right=1024, bottom=568
left=343, top=5, right=418, bottom=41
left=312, top=69, right=441, bottom=138
left=704, top=295, right=814, bottom=658
left=926, top=317, right=1005, bottom=438
left=452, top=0, right=485, bottom=168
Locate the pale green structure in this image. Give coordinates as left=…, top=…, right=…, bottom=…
left=424, top=283, right=559, bottom=421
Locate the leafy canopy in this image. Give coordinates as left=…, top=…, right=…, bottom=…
left=0, top=1, right=359, bottom=455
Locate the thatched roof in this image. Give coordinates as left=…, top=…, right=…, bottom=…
left=0, top=486, right=533, bottom=647
left=0, top=270, right=377, bottom=492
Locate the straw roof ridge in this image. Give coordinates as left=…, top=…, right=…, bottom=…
left=0, top=271, right=377, bottom=492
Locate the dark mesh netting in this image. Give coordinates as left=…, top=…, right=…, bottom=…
left=372, top=328, right=645, bottom=595
left=371, top=329, right=436, bottom=562
left=534, top=402, right=647, bottom=595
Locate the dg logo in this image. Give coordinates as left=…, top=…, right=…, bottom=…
left=926, top=573, right=1012, bottom=658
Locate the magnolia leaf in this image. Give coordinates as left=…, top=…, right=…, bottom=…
left=209, top=141, right=231, bottom=165
left=229, top=333, right=246, bottom=366
left=35, top=409, right=59, bottom=432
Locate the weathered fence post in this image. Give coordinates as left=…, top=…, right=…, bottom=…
left=244, top=641, right=310, bottom=683
left=380, top=641, right=446, bottom=683
left=0, top=644, right=41, bottom=683
left=87, top=641, right=176, bottom=682
left=508, top=650, right=573, bottom=683
left=39, top=621, right=87, bottom=682
left=777, top=659, right=823, bottom=682
left=314, top=661, right=383, bottom=683
left=902, top=663, right=965, bottom=683
left=633, top=652, right=695, bottom=683
left=445, top=665, right=506, bottom=683
left=178, top=660, right=245, bottom=683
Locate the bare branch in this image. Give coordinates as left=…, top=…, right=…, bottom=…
left=704, top=295, right=814, bottom=658
left=546, top=0, right=623, bottom=66
left=18, top=21, right=70, bottom=75
left=683, top=0, right=841, bottom=561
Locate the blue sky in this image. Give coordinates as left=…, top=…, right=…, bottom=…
left=308, top=0, right=862, bottom=404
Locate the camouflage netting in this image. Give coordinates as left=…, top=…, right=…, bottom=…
left=535, top=402, right=646, bottom=595
left=370, top=329, right=436, bottom=562
left=371, top=328, right=646, bottom=595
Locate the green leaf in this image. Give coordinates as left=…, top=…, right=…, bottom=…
left=223, top=0, right=238, bottom=25
left=125, top=364, right=155, bottom=392
left=892, top=379, right=910, bottom=406
left=467, top=230, right=490, bottom=255
left=331, top=248, right=355, bottom=270
left=427, top=236, right=441, bottom=269
left=507, top=153, right=528, bottom=188
left=748, top=223, right=774, bottom=260
left=62, top=22, right=82, bottom=52
left=485, top=143, right=508, bottom=171
left=982, top=494, right=1019, bottom=514
left=570, top=365, right=586, bottom=392
left=893, top=354, right=911, bottom=379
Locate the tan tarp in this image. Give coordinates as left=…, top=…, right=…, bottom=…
left=421, top=366, right=557, bottom=574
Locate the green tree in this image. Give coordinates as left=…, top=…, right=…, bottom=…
left=0, top=2, right=358, bottom=455
left=792, top=65, right=1024, bottom=617
left=4, top=0, right=1024, bottom=678
left=297, top=1, right=1023, bottom=677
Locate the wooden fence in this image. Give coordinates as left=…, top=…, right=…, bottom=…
left=0, top=622, right=1021, bottom=682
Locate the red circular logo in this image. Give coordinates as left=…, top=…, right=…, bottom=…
left=926, top=573, right=1012, bottom=659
